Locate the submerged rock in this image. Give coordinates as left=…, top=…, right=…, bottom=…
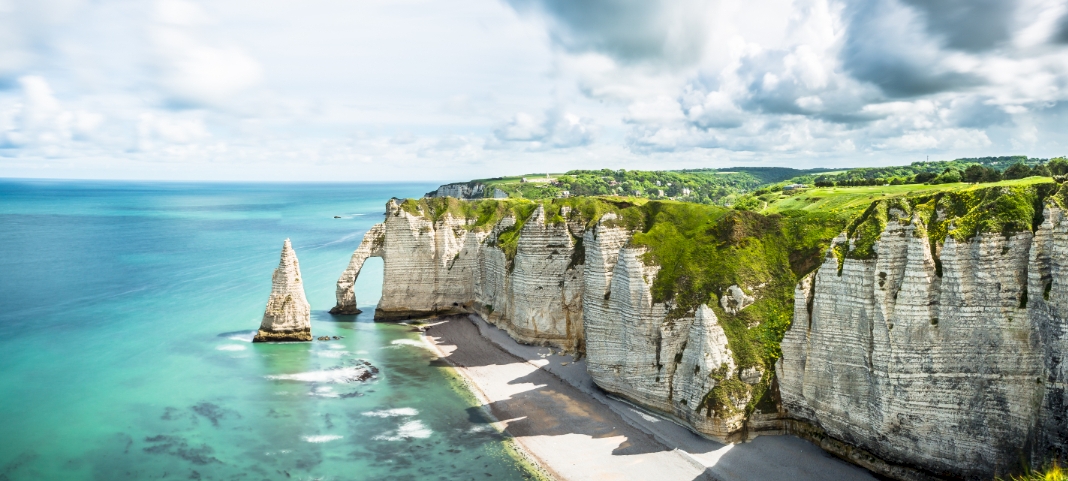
left=253, top=239, right=312, bottom=342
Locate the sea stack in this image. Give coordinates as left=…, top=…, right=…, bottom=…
left=253, top=239, right=312, bottom=342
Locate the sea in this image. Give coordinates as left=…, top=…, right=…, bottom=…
left=0, top=180, right=538, bottom=481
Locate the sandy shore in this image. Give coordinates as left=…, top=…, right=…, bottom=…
left=423, top=314, right=878, bottom=481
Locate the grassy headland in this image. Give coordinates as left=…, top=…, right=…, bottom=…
left=406, top=166, right=1068, bottom=420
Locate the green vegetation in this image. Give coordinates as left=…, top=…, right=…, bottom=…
left=431, top=156, right=1068, bottom=216
left=440, top=167, right=835, bottom=206
left=756, top=176, right=1055, bottom=218
left=998, top=461, right=1066, bottom=481
left=410, top=161, right=1068, bottom=422
left=629, top=204, right=846, bottom=378
left=803, top=155, right=1065, bottom=188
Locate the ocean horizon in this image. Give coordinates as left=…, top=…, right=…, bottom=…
left=0, top=179, right=538, bottom=480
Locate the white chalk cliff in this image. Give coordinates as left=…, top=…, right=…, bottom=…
left=778, top=204, right=1068, bottom=480
left=332, top=201, right=751, bottom=440
left=254, top=239, right=312, bottom=342
left=334, top=195, right=1068, bottom=479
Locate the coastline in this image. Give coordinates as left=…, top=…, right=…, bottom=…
left=420, top=315, right=706, bottom=481
left=419, top=319, right=556, bottom=481
left=421, top=314, right=880, bottom=481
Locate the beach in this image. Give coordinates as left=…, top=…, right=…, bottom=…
left=424, top=314, right=879, bottom=481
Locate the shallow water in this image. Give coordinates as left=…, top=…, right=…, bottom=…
left=0, top=180, right=536, bottom=480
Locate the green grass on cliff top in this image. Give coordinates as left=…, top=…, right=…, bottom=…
left=398, top=178, right=1067, bottom=418
left=761, top=176, right=1054, bottom=216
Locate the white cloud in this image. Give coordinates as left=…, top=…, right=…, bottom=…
left=1, top=75, right=104, bottom=150
left=2, top=0, right=1068, bottom=180
left=137, top=112, right=209, bottom=150
left=490, top=108, right=596, bottom=150
left=150, top=0, right=262, bottom=107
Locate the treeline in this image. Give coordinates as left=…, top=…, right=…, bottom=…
left=808, top=156, right=1068, bottom=187
left=550, top=167, right=829, bottom=205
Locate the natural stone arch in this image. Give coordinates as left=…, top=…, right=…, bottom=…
left=330, top=223, right=386, bottom=314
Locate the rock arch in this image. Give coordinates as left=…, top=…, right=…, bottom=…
left=330, top=223, right=386, bottom=314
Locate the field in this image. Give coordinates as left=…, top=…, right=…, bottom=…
left=762, top=177, right=1055, bottom=216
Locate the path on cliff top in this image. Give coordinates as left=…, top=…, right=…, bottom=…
left=424, top=315, right=878, bottom=481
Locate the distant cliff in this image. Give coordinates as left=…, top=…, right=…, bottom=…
left=333, top=187, right=1068, bottom=480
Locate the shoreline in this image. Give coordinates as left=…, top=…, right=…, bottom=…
left=420, top=314, right=880, bottom=481
left=420, top=319, right=559, bottom=481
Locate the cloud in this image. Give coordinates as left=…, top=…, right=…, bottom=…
left=136, top=112, right=209, bottom=150
left=150, top=0, right=262, bottom=108
left=1, top=75, right=104, bottom=149
left=491, top=108, right=596, bottom=150
left=839, top=0, right=983, bottom=98
left=898, top=0, right=1015, bottom=52
left=504, top=0, right=713, bottom=67
left=3, top=0, right=1068, bottom=180
left=1056, top=11, right=1068, bottom=44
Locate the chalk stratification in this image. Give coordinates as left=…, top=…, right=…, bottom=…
left=253, top=239, right=312, bottom=342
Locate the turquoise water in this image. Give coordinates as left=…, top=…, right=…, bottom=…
left=0, top=180, right=535, bottom=480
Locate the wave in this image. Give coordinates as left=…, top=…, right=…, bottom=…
left=265, top=366, right=372, bottom=383
left=302, top=435, right=343, bottom=443
left=308, top=230, right=364, bottom=250
left=373, top=421, right=432, bottom=441
left=390, top=339, right=431, bottom=350
left=217, top=330, right=257, bottom=342
left=310, top=386, right=339, bottom=398
left=315, top=350, right=349, bottom=358
left=362, top=407, right=418, bottom=418
left=216, top=344, right=247, bottom=351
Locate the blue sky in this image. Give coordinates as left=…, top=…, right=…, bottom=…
left=2, top=0, right=1068, bottom=181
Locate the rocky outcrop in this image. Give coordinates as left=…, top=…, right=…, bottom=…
left=476, top=205, right=584, bottom=349
left=331, top=223, right=385, bottom=314
left=720, top=285, right=755, bottom=315
left=254, top=239, right=312, bottom=342
left=425, top=182, right=485, bottom=199
left=335, top=192, right=1068, bottom=478
left=333, top=201, right=752, bottom=440
left=778, top=204, right=1068, bottom=479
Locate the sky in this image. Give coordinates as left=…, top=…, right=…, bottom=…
left=2, top=0, right=1068, bottom=181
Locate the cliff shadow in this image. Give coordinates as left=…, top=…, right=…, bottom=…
left=427, top=316, right=671, bottom=457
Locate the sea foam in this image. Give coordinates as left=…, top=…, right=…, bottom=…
left=303, top=435, right=343, bottom=443
left=362, top=407, right=418, bottom=417
left=390, top=339, right=430, bottom=350
left=266, top=366, right=371, bottom=383
left=373, top=421, right=432, bottom=441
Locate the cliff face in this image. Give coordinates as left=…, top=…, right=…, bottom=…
left=425, top=182, right=484, bottom=199
left=254, top=239, right=312, bottom=342
left=334, top=191, right=1068, bottom=478
left=778, top=202, right=1068, bottom=479
left=333, top=200, right=753, bottom=440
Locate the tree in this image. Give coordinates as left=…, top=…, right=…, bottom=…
left=1003, top=163, right=1033, bottom=180
left=1048, top=157, right=1068, bottom=176
left=914, top=172, right=937, bottom=183
left=981, top=168, right=1002, bottom=183
left=963, top=165, right=986, bottom=183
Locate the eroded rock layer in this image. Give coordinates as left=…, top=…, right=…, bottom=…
left=254, top=239, right=312, bottom=342
left=778, top=204, right=1068, bottom=480
left=334, top=193, right=1068, bottom=479
left=332, top=200, right=751, bottom=440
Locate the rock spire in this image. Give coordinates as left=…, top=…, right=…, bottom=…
left=253, top=239, right=312, bottom=342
